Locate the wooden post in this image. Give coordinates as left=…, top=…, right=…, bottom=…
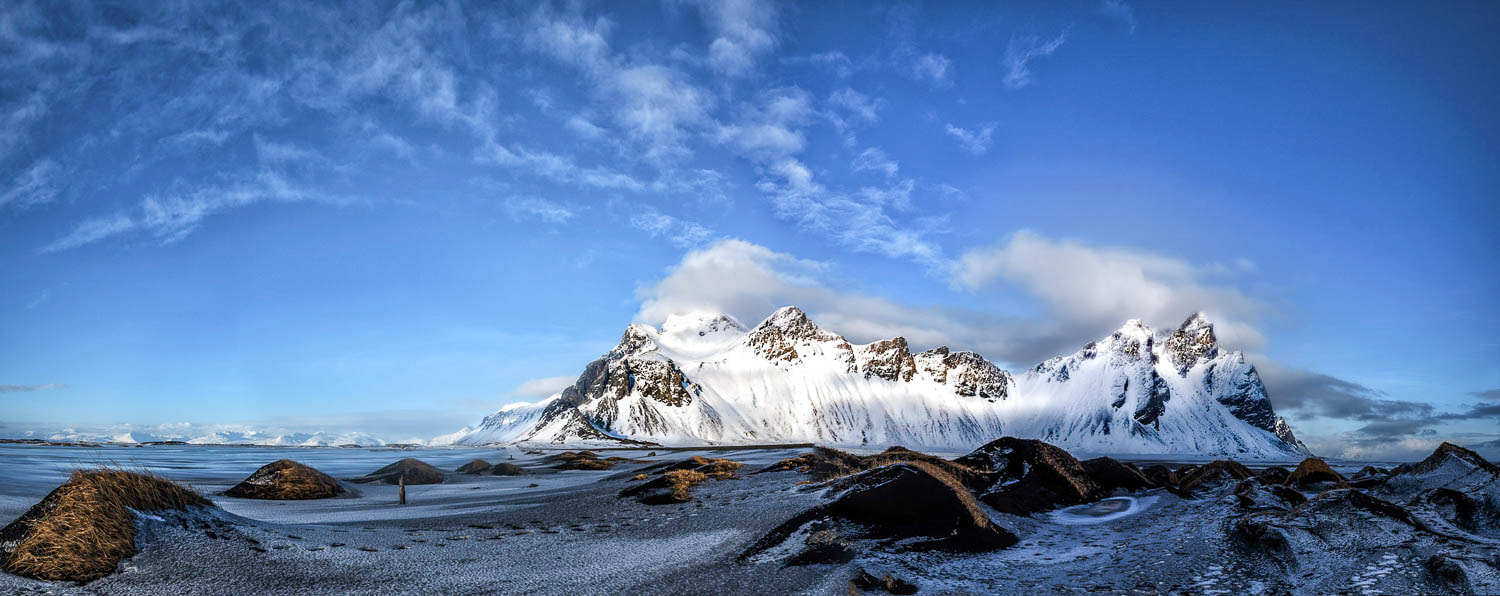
left=398, top=473, right=406, bottom=505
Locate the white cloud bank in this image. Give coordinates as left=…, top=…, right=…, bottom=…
left=634, top=232, right=1266, bottom=367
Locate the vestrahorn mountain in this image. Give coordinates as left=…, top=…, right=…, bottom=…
left=447, top=307, right=1308, bottom=457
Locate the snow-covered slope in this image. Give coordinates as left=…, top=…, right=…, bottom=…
left=454, top=308, right=1309, bottom=457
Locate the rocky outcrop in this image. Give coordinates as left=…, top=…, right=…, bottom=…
left=857, top=337, right=917, bottom=382
left=1164, top=312, right=1217, bottom=374
left=956, top=437, right=1103, bottom=514
left=225, top=459, right=345, bottom=499
left=916, top=347, right=1013, bottom=401
left=745, top=306, right=853, bottom=366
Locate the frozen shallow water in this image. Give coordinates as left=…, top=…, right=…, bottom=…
left=1047, top=495, right=1158, bottom=525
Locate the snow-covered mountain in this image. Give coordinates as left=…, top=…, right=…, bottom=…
left=452, top=307, right=1309, bottom=457
left=9, top=424, right=392, bottom=447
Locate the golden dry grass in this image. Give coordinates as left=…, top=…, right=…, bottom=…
left=686, top=456, right=744, bottom=479
left=0, top=468, right=210, bottom=582
left=662, top=470, right=708, bottom=502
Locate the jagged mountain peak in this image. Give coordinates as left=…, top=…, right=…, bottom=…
left=1165, top=311, right=1219, bottom=374
left=608, top=323, right=659, bottom=359
left=757, top=305, right=817, bottom=331
left=1178, top=311, right=1214, bottom=332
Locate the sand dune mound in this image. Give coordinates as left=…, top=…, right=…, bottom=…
left=456, top=459, right=493, bottom=475
left=743, top=461, right=1017, bottom=563
left=491, top=462, right=526, bottom=476
left=762, top=446, right=995, bottom=491
left=0, top=469, right=211, bottom=582
left=225, top=459, right=345, bottom=500
left=1177, top=460, right=1253, bottom=493
left=357, top=458, right=445, bottom=485
left=1082, top=457, right=1157, bottom=493
left=957, top=437, right=1103, bottom=514
left=1284, top=458, right=1347, bottom=489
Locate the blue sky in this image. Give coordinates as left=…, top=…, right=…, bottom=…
left=2, top=1, right=1496, bottom=457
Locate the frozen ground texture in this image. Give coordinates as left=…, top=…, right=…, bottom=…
left=3, top=441, right=1496, bottom=594
left=453, top=308, right=1307, bottom=458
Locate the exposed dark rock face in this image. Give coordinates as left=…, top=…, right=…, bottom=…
left=1177, top=460, right=1253, bottom=494
left=916, top=347, right=1013, bottom=401
left=858, top=337, right=917, bottom=382
left=743, top=462, right=1017, bottom=563
left=226, top=460, right=345, bottom=500
left=956, top=437, right=1103, bottom=515
left=1164, top=312, right=1217, bottom=374
left=455, top=459, right=492, bottom=475
left=1283, top=458, right=1346, bottom=488
left=745, top=306, right=854, bottom=366
left=490, top=462, right=526, bottom=476
left=356, top=458, right=445, bottom=485
left=1082, top=457, right=1157, bottom=493
left=1132, top=370, right=1172, bottom=428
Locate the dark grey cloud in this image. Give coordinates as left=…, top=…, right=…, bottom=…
left=1256, top=362, right=1500, bottom=451
left=1471, top=389, right=1500, bottom=401
left=1256, top=363, right=1432, bottom=421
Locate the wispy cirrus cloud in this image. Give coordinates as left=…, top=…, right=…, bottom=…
left=0, top=159, right=60, bottom=209
left=505, top=197, right=575, bottom=225
left=0, top=383, right=67, bottom=393
left=944, top=123, right=997, bottom=155
left=1004, top=30, right=1069, bottom=89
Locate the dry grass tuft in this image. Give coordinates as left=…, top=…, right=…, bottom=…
left=0, top=468, right=210, bottom=582
left=619, top=455, right=746, bottom=503
left=662, top=470, right=709, bottom=502
left=686, top=456, right=744, bottom=479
